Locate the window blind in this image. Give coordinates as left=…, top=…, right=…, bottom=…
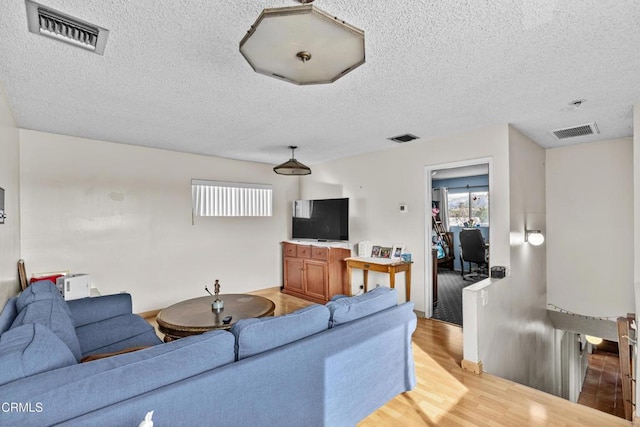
left=192, top=180, right=273, bottom=217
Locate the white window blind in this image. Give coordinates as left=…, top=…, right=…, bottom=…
left=192, top=180, right=273, bottom=217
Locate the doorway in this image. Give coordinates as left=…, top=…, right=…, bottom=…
left=425, top=160, right=490, bottom=325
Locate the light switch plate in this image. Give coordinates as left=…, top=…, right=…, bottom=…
left=0, top=187, right=5, bottom=224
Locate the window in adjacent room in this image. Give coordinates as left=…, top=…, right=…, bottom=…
left=191, top=180, right=273, bottom=217
left=447, top=191, right=489, bottom=227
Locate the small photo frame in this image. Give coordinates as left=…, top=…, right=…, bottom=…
left=379, top=247, right=392, bottom=258
left=392, top=244, right=405, bottom=259
left=371, top=246, right=381, bottom=258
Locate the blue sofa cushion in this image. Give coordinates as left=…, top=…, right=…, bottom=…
left=67, top=293, right=134, bottom=327
left=75, top=313, right=162, bottom=357
left=11, top=299, right=82, bottom=361
left=0, top=323, right=77, bottom=386
left=231, top=304, right=330, bottom=360
left=15, top=280, right=73, bottom=318
left=0, top=297, right=18, bottom=334
left=326, top=287, right=398, bottom=327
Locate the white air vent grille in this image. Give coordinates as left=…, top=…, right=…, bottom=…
left=388, top=133, right=420, bottom=143
left=25, top=0, right=109, bottom=55
left=39, top=9, right=99, bottom=48
left=551, top=122, right=600, bottom=140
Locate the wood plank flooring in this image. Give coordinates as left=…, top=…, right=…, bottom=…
left=148, top=288, right=631, bottom=426
left=578, top=350, right=625, bottom=419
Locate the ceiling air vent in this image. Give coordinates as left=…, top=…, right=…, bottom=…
left=551, top=122, right=600, bottom=140
left=25, top=0, right=109, bottom=55
left=388, top=133, right=420, bottom=143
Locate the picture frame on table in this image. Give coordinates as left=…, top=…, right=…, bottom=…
left=392, top=244, right=405, bottom=260
left=379, top=247, right=392, bottom=259
left=371, top=245, right=381, bottom=258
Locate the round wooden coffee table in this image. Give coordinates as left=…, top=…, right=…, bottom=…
left=156, top=294, right=275, bottom=342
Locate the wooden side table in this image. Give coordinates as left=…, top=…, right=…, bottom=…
left=345, top=258, right=412, bottom=302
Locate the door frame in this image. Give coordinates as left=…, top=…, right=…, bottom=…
left=424, top=157, right=492, bottom=318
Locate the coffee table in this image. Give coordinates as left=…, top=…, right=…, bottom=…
left=156, top=294, right=275, bottom=342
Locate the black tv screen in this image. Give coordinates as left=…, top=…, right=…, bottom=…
left=292, top=198, right=349, bottom=241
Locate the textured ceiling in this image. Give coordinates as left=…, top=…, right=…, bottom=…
left=0, top=1, right=638, bottom=166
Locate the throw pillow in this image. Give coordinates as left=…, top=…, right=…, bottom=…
left=0, top=323, right=77, bottom=386
left=11, top=299, right=82, bottom=361
left=15, top=280, right=73, bottom=318
left=230, top=304, right=330, bottom=360
left=0, top=297, right=18, bottom=335
left=326, top=286, right=398, bottom=327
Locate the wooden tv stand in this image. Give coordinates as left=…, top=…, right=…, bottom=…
left=281, top=241, right=352, bottom=304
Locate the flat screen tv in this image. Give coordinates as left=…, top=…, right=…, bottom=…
left=292, top=198, right=349, bottom=241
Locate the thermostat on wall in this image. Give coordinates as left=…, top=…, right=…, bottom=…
left=0, top=187, right=5, bottom=224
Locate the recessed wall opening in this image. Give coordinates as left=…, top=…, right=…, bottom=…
left=425, top=161, right=490, bottom=326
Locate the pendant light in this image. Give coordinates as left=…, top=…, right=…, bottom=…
left=274, top=146, right=311, bottom=175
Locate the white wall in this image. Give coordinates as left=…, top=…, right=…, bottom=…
left=19, top=130, right=299, bottom=312
left=310, top=124, right=556, bottom=393
left=546, top=138, right=634, bottom=317
left=305, top=125, right=511, bottom=314
left=0, top=82, right=21, bottom=307
left=465, top=127, right=555, bottom=394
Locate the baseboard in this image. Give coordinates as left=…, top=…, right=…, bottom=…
left=414, top=310, right=425, bottom=318
left=138, top=309, right=161, bottom=319
left=461, top=359, right=483, bottom=375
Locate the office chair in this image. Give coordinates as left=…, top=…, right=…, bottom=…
left=459, top=228, right=488, bottom=281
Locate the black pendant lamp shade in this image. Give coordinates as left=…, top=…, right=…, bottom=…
left=274, top=146, right=311, bottom=175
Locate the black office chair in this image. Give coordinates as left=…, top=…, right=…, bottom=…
left=459, top=228, right=488, bottom=281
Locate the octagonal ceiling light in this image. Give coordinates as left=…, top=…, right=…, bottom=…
left=239, top=1, right=365, bottom=85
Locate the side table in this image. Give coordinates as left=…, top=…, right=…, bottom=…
left=345, top=257, right=412, bottom=302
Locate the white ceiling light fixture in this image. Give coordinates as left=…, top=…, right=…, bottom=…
left=274, top=146, right=311, bottom=176
left=561, top=99, right=587, bottom=112
left=239, top=0, right=365, bottom=85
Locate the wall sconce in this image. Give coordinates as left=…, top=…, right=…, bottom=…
left=525, top=229, right=544, bottom=246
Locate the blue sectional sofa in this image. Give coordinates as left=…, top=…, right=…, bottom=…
left=0, top=282, right=417, bottom=427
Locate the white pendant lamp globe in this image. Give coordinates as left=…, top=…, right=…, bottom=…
left=274, top=146, right=311, bottom=176
left=240, top=0, right=365, bottom=85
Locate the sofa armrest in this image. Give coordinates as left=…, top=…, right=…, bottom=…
left=67, top=294, right=133, bottom=327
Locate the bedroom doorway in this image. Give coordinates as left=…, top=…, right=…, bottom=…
left=425, top=160, right=490, bottom=325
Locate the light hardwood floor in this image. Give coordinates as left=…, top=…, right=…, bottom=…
left=149, top=288, right=630, bottom=426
